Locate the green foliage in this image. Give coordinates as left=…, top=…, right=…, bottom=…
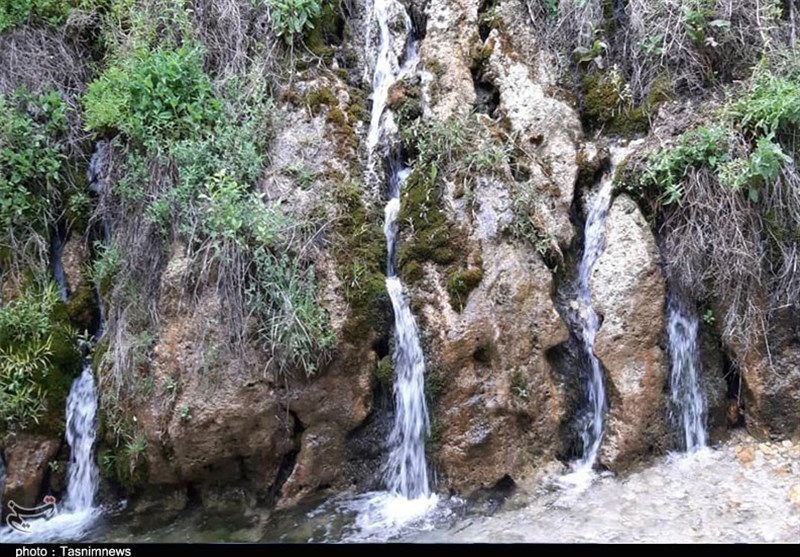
left=640, top=62, right=799, bottom=205
left=263, top=0, right=321, bottom=42
left=681, top=0, right=715, bottom=47
left=641, top=124, right=730, bottom=204
left=249, top=250, right=335, bottom=377
left=0, top=0, right=79, bottom=32
left=729, top=68, right=800, bottom=136
left=703, top=309, right=715, bottom=326
left=84, top=45, right=219, bottom=143
left=446, top=267, right=484, bottom=311
left=0, top=88, right=69, bottom=240
left=89, top=243, right=121, bottom=296
left=0, top=283, right=81, bottom=432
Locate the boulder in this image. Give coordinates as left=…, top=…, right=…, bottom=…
left=591, top=195, right=668, bottom=470
left=1, top=434, right=61, bottom=515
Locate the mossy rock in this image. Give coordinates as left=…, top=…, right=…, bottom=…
left=581, top=71, right=649, bottom=137
left=66, top=284, right=99, bottom=334
left=305, top=0, right=344, bottom=61
left=374, top=356, right=393, bottom=390
left=333, top=182, right=392, bottom=344
left=446, top=267, right=484, bottom=311
left=29, top=327, right=83, bottom=438
left=304, top=87, right=337, bottom=115
left=396, top=165, right=460, bottom=283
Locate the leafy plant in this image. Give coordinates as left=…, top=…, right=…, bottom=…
left=0, top=283, right=79, bottom=430
left=264, top=0, right=321, bottom=42
left=84, top=45, right=220, bottom=143
left=0, top=88, right=69, bottom=238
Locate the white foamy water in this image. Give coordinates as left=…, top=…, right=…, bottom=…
left=667, top=294, right=708, bottom=452
left=0, top=366, right=101, bottom=542
left=570, top=143, right=641, bottom=472
left=408, top=437, right=800, bottom=543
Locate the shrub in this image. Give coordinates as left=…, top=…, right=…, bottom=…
left=0, top=87, right=68, bottom=236
left=0, top=283, right=81, bottom=431
left=264, top=0, right=322, bottom=42
left=84, top=45, right=220, bottom=143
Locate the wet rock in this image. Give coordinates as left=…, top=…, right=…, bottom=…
left=725, top=305, right=800, bottom=440
left=592, top=195, right=668, bottom=470
left=736, top=446, right=755, bottom=465
left=1, top=434, right=61, bottom=515
left=427, top=243, right=569, bottom=493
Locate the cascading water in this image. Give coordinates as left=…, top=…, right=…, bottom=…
left=569, top=143, right=640, bottom=474
left=63, top=365, right=100, bottom=512
left=0, top=147, right=104, bottom=543
left=368, top=0, right=431, bottom=500
left=328, top=0, right=438, bottom=538
left=572, top=175, right=612, bottom=471
left=666, top=294, right=708, bottom=452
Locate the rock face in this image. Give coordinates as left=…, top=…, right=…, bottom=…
left=590, top=195, right=668, bottom=470
left=1, top=434, right=61, bottom=514
left=426, top=242, right=568, bottom=492
left=732, top=306, right=800, bottom=440
left=482, top=31, right=581, bottom=248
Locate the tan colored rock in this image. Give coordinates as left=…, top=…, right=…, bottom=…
left=423, top=242, right=568, bottom=493
left=789, top=485, right=800, bottom=508
left=736, top=446, right=755, bottom=465
left=482, top=31, right=581, bottom=248
left=61, top=235, right=88, bottom=295
left=420, top=0, right=478, bottom=120
left=2, top=434, right=61, bottom=513
left=591, top=195, right=668, bottom=471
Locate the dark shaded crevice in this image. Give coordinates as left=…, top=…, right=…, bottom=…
left=466, top=473, right=516, bottom=516
left=343, top=391, right=393, bottom=492
left=723, top=353, right=745, bottom=429
left=477, top=0, right=499, bottom=41
left=267, top=410, right=304, bottom=507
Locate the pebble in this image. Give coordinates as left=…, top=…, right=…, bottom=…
left=789, top=485, right=800, bottom=508
left=736, top=446, right=755, bottom=465
left=782, top=440, right=793, bottom=448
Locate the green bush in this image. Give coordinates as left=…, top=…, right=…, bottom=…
left=640, top=62, right=799, bottom=205
left=0, top=88, right=68, bottom=237
left=264, top=0, right=322, bottom=42
left=0, top=283, right=81, bottom=432
left=0, top=0, right=72, bottom=31
left=84, top=45, right=220, bottom=143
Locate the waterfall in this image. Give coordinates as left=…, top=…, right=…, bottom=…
left=667, top=294, right=708, bottom=452
left=573, top=174, right=613, bottom=470
left=570, top=143, right=640, bottom=473
left=50, top=228, right=69, bottom=302
left=63, top=365, right=100, bottom=512
left=368, top=0, right=431, bottom=501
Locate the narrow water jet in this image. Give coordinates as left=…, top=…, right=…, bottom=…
left=666, top=292, right=708, bottom=452
left=566, top=142, right=640, bottom=475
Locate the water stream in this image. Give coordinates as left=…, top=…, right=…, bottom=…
left=667, top=293, right=708, bottom=451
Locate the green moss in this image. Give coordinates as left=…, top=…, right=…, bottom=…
left=304, top=87, right=337, bottom=115
left=66, top=284, right=97, bottom=334
left=374, top=356, right=393, bottom=390
left=446, top=267, right=484, bottom=311
left=396, top=166, right=459, bottom=283
left=29, top=324, right=82, bottom=438
left=333, top=182, right=392, bottom=343
left=582, top=71, right=649, bottom=137
left=326, top=106, right=346, bottom=127
left=305, top=1, right=344, bottom=61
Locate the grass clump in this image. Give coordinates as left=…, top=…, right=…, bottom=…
left=0, top=282, right=81, bottom=435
